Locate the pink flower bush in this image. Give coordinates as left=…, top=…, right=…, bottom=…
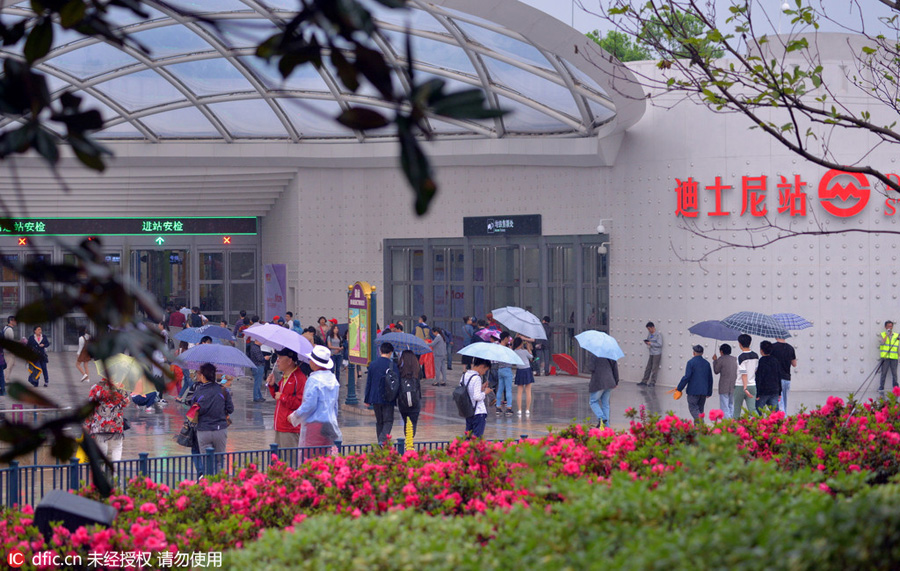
left=0, top=391, right=898, bottom=566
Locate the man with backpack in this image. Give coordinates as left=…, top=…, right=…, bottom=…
left=457, top=357, right=493, bottom=438
left=364, top=342, right=398, bottom=445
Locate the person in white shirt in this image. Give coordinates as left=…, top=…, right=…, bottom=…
left=460, top=357, right=493, bottom=438
left=734, top=334, right=759, bottom=417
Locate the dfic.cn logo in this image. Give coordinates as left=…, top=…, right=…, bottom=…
left=7, top=549, right=24, bottom=568
left=818, top=169, right=870, bottom=217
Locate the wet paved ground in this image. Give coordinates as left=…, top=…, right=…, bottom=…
left=0, top=352, right=889, bottom=461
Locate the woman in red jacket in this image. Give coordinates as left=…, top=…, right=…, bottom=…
left=267, top=348, right=307, bottom=449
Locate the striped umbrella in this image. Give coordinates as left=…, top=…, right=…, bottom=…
left=771, top=313, right=813, bottom=331
left=721, top=311, right=791, bottom=339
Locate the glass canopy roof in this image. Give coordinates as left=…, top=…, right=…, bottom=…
left=0, top=0, right=623, bottom=142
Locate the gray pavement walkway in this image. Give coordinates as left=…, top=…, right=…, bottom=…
left=0, top=352, right=888, bottom=461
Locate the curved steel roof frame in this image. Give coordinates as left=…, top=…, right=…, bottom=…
left=0, top=0, right=646, bottom=142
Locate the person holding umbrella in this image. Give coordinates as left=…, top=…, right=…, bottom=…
left=267, top=348, right=306, bottom=449
left=586, top=352, right=619, bottom=428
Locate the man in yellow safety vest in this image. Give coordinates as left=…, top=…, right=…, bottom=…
left=878, top=320, right=899, bottom=391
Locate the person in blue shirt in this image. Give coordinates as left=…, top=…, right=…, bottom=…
left=364, top=342, right=397, bottom=445
left=289, top=345, right=342, bottom=452
left=676, top=345, right=714, bottom=423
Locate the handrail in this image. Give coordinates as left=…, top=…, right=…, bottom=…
left=0, top=435, right=531, bottom=509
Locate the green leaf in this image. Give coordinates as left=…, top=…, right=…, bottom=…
left=331, top=49, right=360, bottom=93
left=430, top=89, right=505, bottom=120
left=59, top=0, right=87, bottom=28
left=336, top=107, right=390, bottom=130
left=0, top=338, right=39, bottom=362
left=355, top=44, right=394, bottom=100
left=69, top=135, right=111, bottom=172
left=23, top=19, right=53, bottom=63
left=398, top=127, right=436, bottom=215
left=32, top=127, right=59, bottom=164
left=373, top=0, right=408, bottom=7
left=8, top=381, right=57, bottom=408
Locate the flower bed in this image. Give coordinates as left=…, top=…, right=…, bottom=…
left=2, top=390, right=900, bottom=569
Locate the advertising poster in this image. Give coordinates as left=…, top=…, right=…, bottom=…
left=263, top=264, right=286, bottom=322
left=348, top=281, right=374, bottom=365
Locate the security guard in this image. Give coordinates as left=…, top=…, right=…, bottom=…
left=878, top=320, right=899, bottom=390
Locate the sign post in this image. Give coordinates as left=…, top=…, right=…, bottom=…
left=346, top=281, right=376, bottom=405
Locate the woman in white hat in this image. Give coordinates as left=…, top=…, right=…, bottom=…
left=289, top=345, right=342, bottom=453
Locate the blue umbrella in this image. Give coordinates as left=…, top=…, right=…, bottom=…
left=457, top=342, right=526, bottom=366
left=575, top=330, right=625, bottom=360
left=176, top=344, right=256, bottom=377
left=175, top=325, right=235, bottom=344
left=771, top=313, right=813, bottom=331
left=721, top=312, right=791, bottom=339
left=374, top=332, right=432, bottom=355
left=688, top=320, right=741, bottom=341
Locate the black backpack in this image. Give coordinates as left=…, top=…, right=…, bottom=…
left=189, top=313, right=203, bottom=328
left=452, top=371, right=477, bottom=418
left=398, top=376, right=420, bottom=412
left=382, top=366, right=400, bottom=403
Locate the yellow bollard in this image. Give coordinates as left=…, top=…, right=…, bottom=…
left=405, top=416, right=414, bottom=453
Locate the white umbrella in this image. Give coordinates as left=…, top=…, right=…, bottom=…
left=242, top=323, right=313, bottom=359
left=490, top=306, right=546, bottom=339
left=457, top=343, right=526, bottom=366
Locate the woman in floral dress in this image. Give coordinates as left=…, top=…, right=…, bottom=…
left=83, top=379, right=129, bottom=461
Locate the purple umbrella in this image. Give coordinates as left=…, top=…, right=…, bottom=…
left=688, top=320, right=741, bottom=341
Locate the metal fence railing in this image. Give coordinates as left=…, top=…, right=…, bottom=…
left=0, top=437, right=463, bottom=508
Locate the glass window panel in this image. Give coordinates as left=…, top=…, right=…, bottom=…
left=427, top=118, right=478, bottom=134
left=367, top=3, right=447, bottom=34
left=67, top=92, right=119, bottom=122
left=1, top=255, right=19, bottom=282
left=522, top=247, right=540, bottom=284
left=391, top=249, right=409, bottom=281
left=586, top=96, right=616, bottom=125
left=165, top=0, right=249, bottom=12
left=230, top=283, right=255, bottom=315
left=473, top=285, right=485, bottom=319
left=453, top=21, right=554, bottom=72
left=49, top=23, right=84, bottom=51
left=472, top=249, right=486, bottom=282
left=26, top=253, right=50, bottom=265
left=260, top=0, right=300, bottom=10
left=562, top=247, right=574, bottom=282
left=449, top=249, right=464, bottom=281
left=96, top=120, right=145, bottom=139
left=392, top=285, right=408, bottom=316
left=1, top=286, right=19, bottom=317
left=24, top=284, right=43, bottom=305
left=433, top=285, right=448, bottom=318
left=496, top=95, right=569, bottom=133
left=63, top=316, right=90, bottom=347
left=45, top=41, right=139, bottom=79
left=94, top=69, right=186, bottom=112
left=493, top=286, right=518, bottom=309
left=241, top=56, right=332, bottom=92
left=482, top=56, right=579, bottom=117
left=523, top=287, right=540, bottom=318
left=165, top=59, right=255, bottom=96
left=199, top=283, right=224, bottom=312
left=106, top=4, right=165, bottom=27
left=199, top=19, right=275, bottom=49
left=437, top=6, right=506, bottom=30
left=130, top=26, right=212, bottom=60
left=199, top=253, right=223, bottom=281
left=281, top=98, right=352, bottom=137
left=381, top=30, right=476, bottom=76
left=561, top=58, right=609, bottom=98
left=493, top=248, right=519, bottom=283
left=450, top=285, right=465, bottom=320
left=140, top=106, right=220, bottom=137
left=230, top=252, right=255, bottom=280
left=411, top=249, right=424, bottom=281
left=433, top=250, right=446, bottom=282
left=209, top=100, right=289, bottom=138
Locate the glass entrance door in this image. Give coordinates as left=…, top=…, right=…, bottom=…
left=131, top=249, right=190, bottom=312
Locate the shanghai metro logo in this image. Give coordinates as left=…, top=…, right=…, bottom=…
left=818, top=169, right=870, bottom=217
